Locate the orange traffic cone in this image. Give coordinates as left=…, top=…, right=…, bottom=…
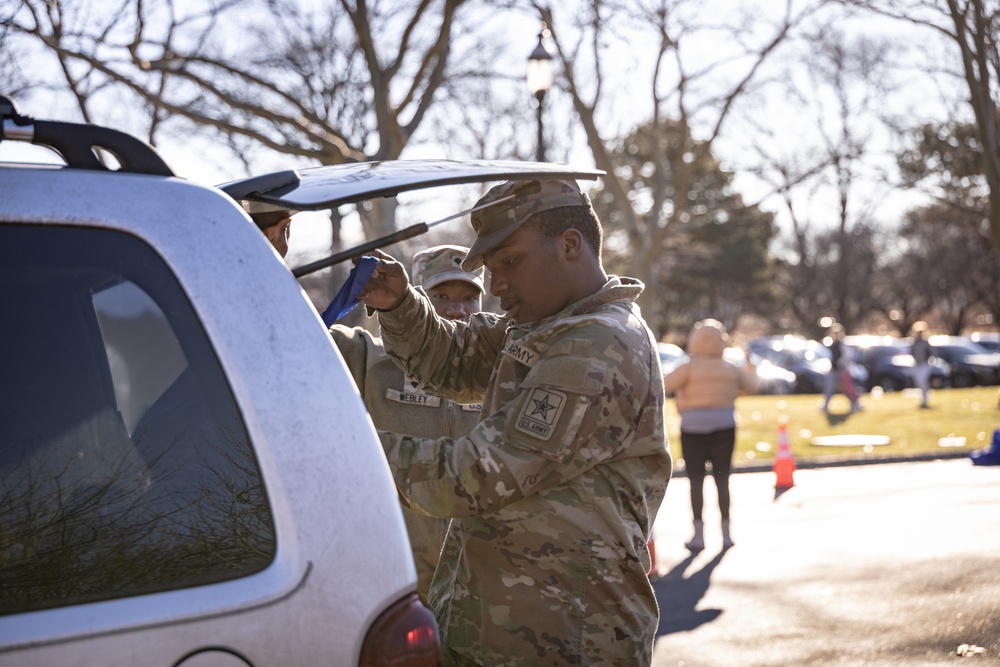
left=773, top=417, right=796, bottom=490
left=647, top=537, right=659, bottom=578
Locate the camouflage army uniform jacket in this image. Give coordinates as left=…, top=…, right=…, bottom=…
left=377, top=276, right=671, bottom=667
left=329, top=325, right=481, bottom=600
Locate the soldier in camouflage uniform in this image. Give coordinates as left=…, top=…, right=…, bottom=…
left=248, top=209, right=486, bottom=601
left=329, top=245, right=484, bottom=600
left=359, top=179, right=672, bottom=666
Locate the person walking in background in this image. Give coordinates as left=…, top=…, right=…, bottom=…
left=664, top=319, right=758, bottom=551
left=822, top=323, right=861, bottom=414
left=910, top=321, right=933, bottom=409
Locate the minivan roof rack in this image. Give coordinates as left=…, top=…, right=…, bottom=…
left=0, top=93, right=174, bottom=177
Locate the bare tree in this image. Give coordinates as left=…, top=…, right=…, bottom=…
left=7, top=0, right=470, bottom=234
left=6, top=0, right=483, bottom=315
left=735, top=23, right=901, bottom=333
left=895, top=203, right=992, bottom=333
left=532, top=0, right=824, bottom=328
left=840, top=0, right=1000, bottom=256
left=0, top=9, right=30, bottom=98
left=590, top=118, right=781, bottom=336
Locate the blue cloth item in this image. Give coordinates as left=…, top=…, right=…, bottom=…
left=320, top=255, right=379, bottom=326
left=971, top=428, right=1000, bottom=466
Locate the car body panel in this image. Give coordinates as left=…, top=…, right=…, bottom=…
left=725, top=347, right=797, bottom=395
left=218, top=159, right=605, bottom=211
left=970, top=331, right=1000, bottom=353
left=748, top=335, right=868, bottom=394
left=658, top=343, right=688, bottom=376
left=925, top=335, right=1000, bottom=387
left=660, top=343, right=796, bottom=395
left=0, top=168, right=416, bottom=665
left=844, top=335, right=947, bottom=391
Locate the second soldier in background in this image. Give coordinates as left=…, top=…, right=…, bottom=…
left=329, top=245, right=485, bottom=599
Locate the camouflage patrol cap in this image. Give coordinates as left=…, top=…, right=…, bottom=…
left=462, top=179, right=591, bottom=271
left=411, top=244, right=485, bottom=293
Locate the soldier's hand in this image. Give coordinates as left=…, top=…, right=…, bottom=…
left=358, top=249, right=410, bottom=311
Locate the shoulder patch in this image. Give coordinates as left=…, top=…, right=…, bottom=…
left=514, top=387, right=567, bottom=440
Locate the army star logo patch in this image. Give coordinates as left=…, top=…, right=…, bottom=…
left=515, top=388, right=567, bottom=440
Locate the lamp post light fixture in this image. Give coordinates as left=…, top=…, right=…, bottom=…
left=526, top=23, right=553, bottom=162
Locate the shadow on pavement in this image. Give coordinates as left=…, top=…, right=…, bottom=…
left=653, top=548, right=729, bottom=637
left=824, top=411, right=851, bottom=426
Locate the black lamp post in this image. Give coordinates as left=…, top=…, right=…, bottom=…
left=526, top=23, right=553, bottom=162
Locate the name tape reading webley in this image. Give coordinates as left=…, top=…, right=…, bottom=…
left=386, top=378, right=482, bottom=411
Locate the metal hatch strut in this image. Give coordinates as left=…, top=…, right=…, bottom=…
left=290, top=195, right=515, bottom=278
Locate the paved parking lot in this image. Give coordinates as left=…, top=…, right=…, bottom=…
left=650, top=458, right=1000, bottom=666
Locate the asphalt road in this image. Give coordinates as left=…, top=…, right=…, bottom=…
left=649, top=457, right=1000, bottom=666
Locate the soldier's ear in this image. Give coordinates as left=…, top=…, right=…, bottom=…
left=560, top=229, right=584, bottom=261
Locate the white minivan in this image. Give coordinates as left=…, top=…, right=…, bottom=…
left=0, top=93, right=601, bottom=666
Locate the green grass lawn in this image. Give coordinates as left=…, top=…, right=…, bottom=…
left=664, top=386, right=1000, bottom=468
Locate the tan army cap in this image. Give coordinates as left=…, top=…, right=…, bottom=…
left=462, top=179, right=591, bottom=271
left=412, top=244, right=485, bottom=292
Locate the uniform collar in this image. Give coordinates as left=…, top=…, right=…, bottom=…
left=509, top=276, right=644, bottom=332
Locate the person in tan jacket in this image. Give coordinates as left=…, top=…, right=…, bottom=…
left=663, top=319, right=757, bottom=550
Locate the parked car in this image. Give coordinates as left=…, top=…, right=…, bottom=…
left=925, top=335, right=1000, bottom=387
left=970, top=331, right=1000, bottom=353
left=659, top=342, right=796, bottom=395
left=724, top=347, right=797, bottom=395
left=0, top=94, right=604, bottom=665
left=747, top=335, right=868, bottom=394
left=658, top=342, right=688, bottom=376
left=843, top=335, right=947, bottom=391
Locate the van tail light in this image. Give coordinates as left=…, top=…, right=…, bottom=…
left=359, top=593, right=442, bottom=667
